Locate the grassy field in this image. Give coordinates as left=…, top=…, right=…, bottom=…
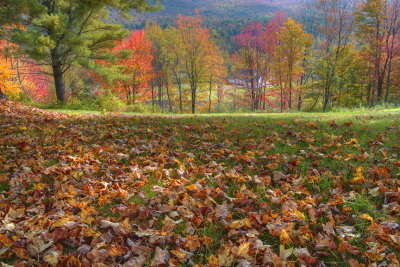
left=1, top=102, right=400, bottom=266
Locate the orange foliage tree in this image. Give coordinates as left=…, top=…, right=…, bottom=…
left=93, top=30, right=154, bottom=104
left=176, top=12, right=215, bottom=114
left=0, top=41, right=18, bottom=100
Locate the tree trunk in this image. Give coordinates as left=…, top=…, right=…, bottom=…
left=208, top=77, right=212, bottom=113
left=371, top=77, right=376, bottom=107
left=289, top=76, right=292, bottom=109
left=191, top=81, right=196, bottom=114
left=151, top=81, right=155, bottom=113
left=298, top=93, right=301, bottom=111
left=0, top=87, right=8, bottom=100
left=377, top=75, right=384, bottom=102
left=174, top=73, right=183, bottom=114
left=385, top=51, right=393, bottom=103
left=52, top=62, right=66, bottom=102
left=280, top=80, right=283, bottom=113
left=158, top=77, right=162, bottom=112
left=165, top=81, right=172, bottom=113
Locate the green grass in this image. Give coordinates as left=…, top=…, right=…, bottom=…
left=0, top=182, right=10, bottom=192
left=4, top=103, right=400, bottom=265
left=47, top=107, right=400, bottom=119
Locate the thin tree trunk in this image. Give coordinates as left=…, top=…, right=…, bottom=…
left=165, top=81, right=172, bottom=113
left=298, top=93, right=301, bottom=111
left=385, top=51, right=393, bottom=103
left=151, top=81, right=155, bottom=113
left=191, top=81, right=196, bottom=114
left=0, top=87, right=8, bottom=100
left=371, top=75, right=376, bottom=107
left=289, top=76, right=292, bottom=109
left=280, top=80, right=283, bottom=113
left=174, top=72, right=183, bottom=114
left=377, top=75, right=384, bottom=102
left=208, top=76, right=212, bottom=113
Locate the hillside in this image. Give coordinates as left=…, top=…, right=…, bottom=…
left=126, top=0, right=301, bottom=27
left=1, top=101, right=399, bottom=265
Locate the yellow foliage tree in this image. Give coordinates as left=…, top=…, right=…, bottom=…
left=0, top=58, right=19, bottom=100
left=275, top=17, right=313, bottom=109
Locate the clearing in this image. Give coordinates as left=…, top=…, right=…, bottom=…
left=0, top=101, right=399, bottom=266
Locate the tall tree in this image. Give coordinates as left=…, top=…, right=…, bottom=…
left=234, top=21, right=266, bottom=111
left=276, top=17, right=313, bottom=109
left=146, top=21, right=167, bottom=112
left=355, top=0, right=400, bottom=104
left=0, top=0, right=161, bottom=102
left=176, top=12, right=213, bottom=114
left=316, top=0, right=355, bottom=111
left=163, top=26, right=185, bottom=113
left=206, top=41, right=226, bottom=113
left=93, top=30, right=154, bottom=105
left=0, top=42, right=18, bottom=100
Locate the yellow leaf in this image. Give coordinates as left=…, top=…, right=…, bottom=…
left=208, top=254, right=219, bottom=265
left=84, top=228, right=101, bottom=238
left=34, top=183, right=47, bottom=191
left=280, top=229, right=290, bottom=244
left=360, top=213, right=374, bottom=222
left=294, top=209, right=306, bottom=221
left=351, top=166, right=365, bottom=183
left=53, top=215, right=75, bottom=228
left=230, top=218, right=251, bottom=229
left=155, top=170, right=162, bottom=180
left=236, top=242, right=250, bottom=258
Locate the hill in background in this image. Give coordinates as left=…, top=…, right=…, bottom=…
left=126, top=0, right=301, bottom=27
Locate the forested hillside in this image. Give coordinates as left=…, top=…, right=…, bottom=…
left=122, top=0, right=300, bottom=29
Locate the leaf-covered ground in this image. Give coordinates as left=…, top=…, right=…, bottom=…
left=1, top=101, right=400, bottom=266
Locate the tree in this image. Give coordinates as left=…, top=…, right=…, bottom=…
left=276, top=17, right=313, bottom=109
left=234, top=21, right=266, bottom=111
left=316, top=0, right=355, bottom=111
left=0, top=0, right=161, bottom=102
left=206, top=41, right=226, bottom=113
left=0, top=42, right=18, bottom=100
left=176, top=12, right=213, bottom=114
left=145, top=21, right=168, bottom=112
left=233, top=12, right=285, bottom=111
left=355, top=0, right=400, bottom=105
left=162, top=26, right=185, bottom=113
left=94, top=30, right=154, bottom=105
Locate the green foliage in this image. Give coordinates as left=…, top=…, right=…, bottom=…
left=43, top=92, right=128, bottom=112
left=0, top=0, right=161, bottom=102
left=126, top=102, right=153, bottom=113
left=98, top=94, right=127, bottom=112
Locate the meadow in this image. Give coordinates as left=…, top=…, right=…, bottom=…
left=0, top=101, right=399, bottom=266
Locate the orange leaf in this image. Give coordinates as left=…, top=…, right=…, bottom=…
left=0, top=234, right=14, bottom=247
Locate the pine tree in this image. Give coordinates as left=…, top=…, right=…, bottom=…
left=0, top=0, right=161, bottom=102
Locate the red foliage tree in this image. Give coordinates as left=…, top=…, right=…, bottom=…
left=94, top=30, right=154, bottom=104
left=233, top=11, right=285, bottom=111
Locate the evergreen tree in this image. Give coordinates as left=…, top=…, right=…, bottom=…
left=0, top=0, right=161, bottom=102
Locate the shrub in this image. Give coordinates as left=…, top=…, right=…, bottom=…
left=98, top=94, right=126, bottom=112
left=126, top=102, right=152, bottom=113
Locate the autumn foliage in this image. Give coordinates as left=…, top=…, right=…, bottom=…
left=93, top=30, right=154, bottom=104
left=0, top=102, right=399, bottom=265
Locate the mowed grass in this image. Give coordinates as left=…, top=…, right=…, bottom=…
left=1, top=104, right=399, bottom=265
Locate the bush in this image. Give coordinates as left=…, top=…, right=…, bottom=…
left=98, top=94, right=126, bottom=112
left=126, top=102, right=152, bottom=113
